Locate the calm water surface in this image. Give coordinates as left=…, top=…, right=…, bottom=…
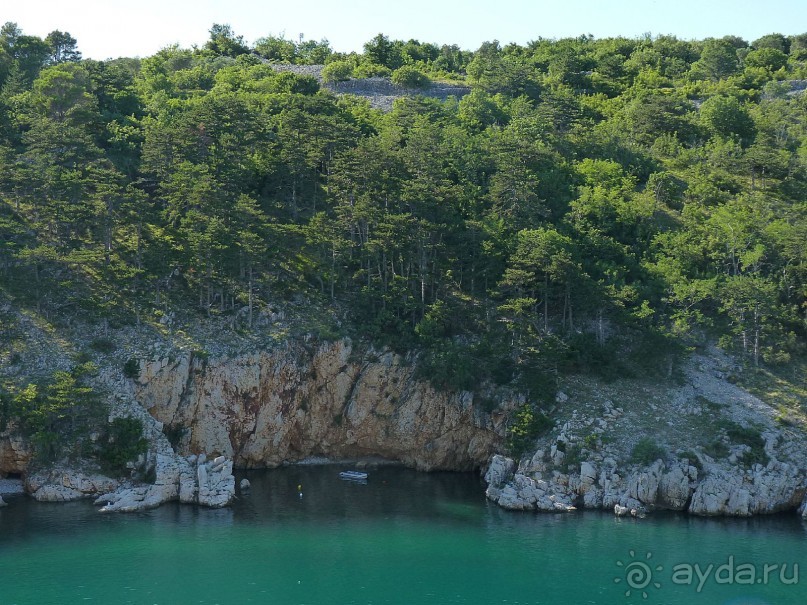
left=1, top=466, right=805, bottom=604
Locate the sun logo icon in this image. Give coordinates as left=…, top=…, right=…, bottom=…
left=614, top=550, right=663, bottom=599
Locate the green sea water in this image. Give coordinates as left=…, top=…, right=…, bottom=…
left=1, top=466, right=805, bottom=604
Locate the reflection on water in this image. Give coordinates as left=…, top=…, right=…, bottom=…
left=234, top=466, right=488, bottom=526
left=1, top=466, right=805, bottom=605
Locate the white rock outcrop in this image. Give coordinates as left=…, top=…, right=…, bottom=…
left=484, top=454, right=515, bottom=489
left=484, top=455, right=576, bottom=512
left=26, top=469, right=120, bottom=502
left=688, top=462, right=804, bottom=516
left=14, top=360, right=235, bottom=513
left=24, top=453, right=235, bottom=512
left=658, top=462, right=698, bottom=509
left=96, top=453, right=234, bottom=512
left=484, top=454, right=805, bottom=518
left=484, top=348, right=807, bottom=519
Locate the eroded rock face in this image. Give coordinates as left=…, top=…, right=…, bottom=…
left=96, top=453, right=235, bottom=512
left=23, top=452, right=235, bottom=511
left=26, top=468, right=121, bottom=502
left=483, top=454, right=804, bottom=517
left=135, top=340, right=507, bottom=471
left=11, top=362, right=238, bottom=513
left=484, top=454, right=516, bottom=489
left=688, top=462, right=805, bottom=516
left=483, top=349, right=807, bottom=518
left=0, top=426, right=33, bottom=475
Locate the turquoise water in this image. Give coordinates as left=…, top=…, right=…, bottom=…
left=1, top=466, right=805, bottom=604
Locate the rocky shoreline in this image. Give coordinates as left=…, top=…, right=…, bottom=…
left=1, top=355, right=238, bottom=513
left=2, top=336, right=805, bottom=519
left=484, top=453, right=807, bottom=518
left=482, top=350, right=807, bottom=520
left=10, top=450, right=807, bottom=519
left=20, top=453, right=235, bottom=512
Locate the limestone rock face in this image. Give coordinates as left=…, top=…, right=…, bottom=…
left=626, top=461, right=664, bottom=505
left=198, top=456, right=235, bottom=508
left=26, top=469, right=120, bottom=502
left=0, top=426, right=33, bottom=475
left=658, top=462, right=698, bottom=509
left=97, top=453, right=234, bottom=512
left=688, top=463, right=804, bottom=516
left=485, top=455, right=577, bottom=513
left=483, top=454, right=804, bottom=518
left=1, top=337, right=497, bottom=512
left=484, top=454, right=515, bottom=489
left=12, top=364, right=234, bottom=513
left=135, top=340, right=507, bottom=471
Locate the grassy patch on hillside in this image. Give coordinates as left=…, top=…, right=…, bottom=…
left=734, top=357, right=807, bottom=431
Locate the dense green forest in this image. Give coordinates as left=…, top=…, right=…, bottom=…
left=1, top=22, right=806, bottom=404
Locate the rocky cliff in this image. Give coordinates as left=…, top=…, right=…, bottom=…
left=485, top=453, right=807, bottom=517
left=0, top=426, right=32, bottom=475
left=483, top=350, right=807, bottom=518
left=132, top=339, right=508, bottom=471
left=20, top=381, right=236, bottom=512
left=0, top=329, right=507, bottom=512
left=3, top=315, right=804, bottom=520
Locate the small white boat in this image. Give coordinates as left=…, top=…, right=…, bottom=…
left=339, top=470, right=368, bottom=481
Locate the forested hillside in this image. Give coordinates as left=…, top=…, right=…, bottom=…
left=1, top=22, right=806, bottom=410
